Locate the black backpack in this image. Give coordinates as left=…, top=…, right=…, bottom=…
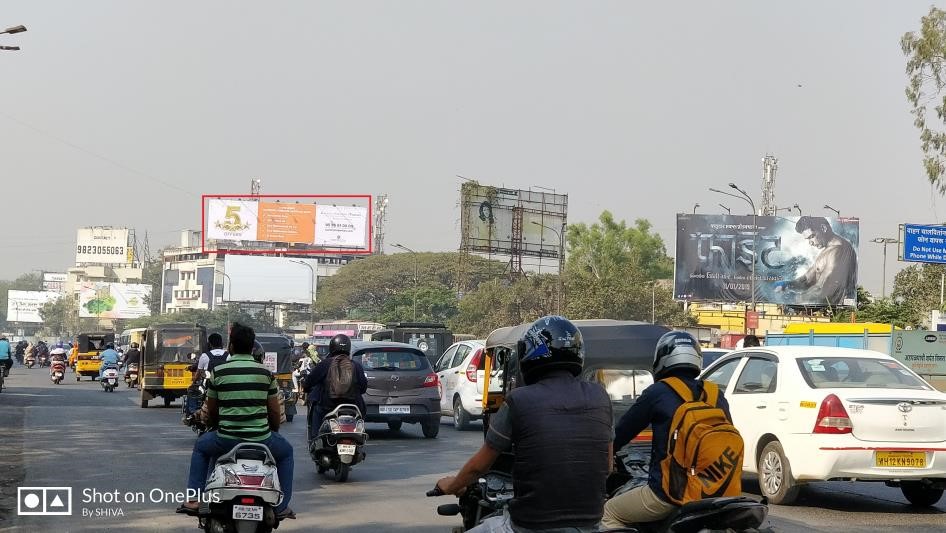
left=326, top=354, right=356, bottom=400
left=206, top=351, right=229, bottom=373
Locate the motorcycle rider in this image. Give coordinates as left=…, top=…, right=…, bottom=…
left=600, top=331, right=733, bottom=530
left=435, top=316, right=613, bottom=533
left=122, top=342, right=142, bottom=368
left=301, top=334, right=367, bottom=443
left=193, top=333, right=228, bottom=384
left=0, top=337, right=13, bottom=375
left=36, top=340, right=50, bottom=366
left=177, top=322, right=295, bottom=519
left=98, top=343, right=120, bottom=379
left=14, top=340, right=26, bottom=364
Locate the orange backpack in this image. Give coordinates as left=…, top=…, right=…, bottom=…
left=659, top=377, right=744, bottom=505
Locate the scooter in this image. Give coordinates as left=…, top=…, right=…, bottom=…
left=311, top=404, right=367, bottom=482
left=124, top=363, right=139, bottom=388
left=196, top=442, right=286, bottom=533
left=100, top=364, right=120, bottom=392
left=24, top=355, right=35, bottom=369
left=50, top=359, right=66, bottom=385
left=38, top=353, right=49, bottom=368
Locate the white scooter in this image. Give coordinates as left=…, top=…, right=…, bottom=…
left=198, top=442, right=284, bottom=533
left=100, top=364, right=120, bottom=392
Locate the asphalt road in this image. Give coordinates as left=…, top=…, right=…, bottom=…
left=0, top=365, right=943, bottom=532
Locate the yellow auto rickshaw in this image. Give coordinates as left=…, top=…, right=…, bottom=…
left=73, top=332, right=115, bottom=381
left=139, top=323, right=207, bottom=408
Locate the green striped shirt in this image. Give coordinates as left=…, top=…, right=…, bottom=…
left=207, top=354, right=277, bottom=441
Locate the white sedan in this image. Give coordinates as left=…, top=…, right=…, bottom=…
left=700, top=346, right=946, bottom=506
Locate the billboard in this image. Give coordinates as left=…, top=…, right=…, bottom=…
left=459, top=183, right=567, bottom=259
left=899, top=224, right=946, bottom=264
left=42, top=273, right=68, bottom=293
left=76, top=227, right=132, bottom=264
left=203, top=196, right=371, bottom=252
left=223, top=255, right=318, bottom=305
left=77, top=282, right=152, bottom=319
left=891, top=330, right=946, bottom=376
left=6, top=290, right=61, bottom=323
left=674, top=214, right=860, bottom=306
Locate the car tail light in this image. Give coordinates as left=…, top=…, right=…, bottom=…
left=423, top=373, right=439, bottom=388
left=240, top=497, right=256, bottom=505
left=813, top=394, right=853, bottom=434
left=466, top=349, right=482, bottom=382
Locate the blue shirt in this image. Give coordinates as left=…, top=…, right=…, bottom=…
left=99, top=349, right=119, bottom=365
left=0, top=340, right=11, bottom=360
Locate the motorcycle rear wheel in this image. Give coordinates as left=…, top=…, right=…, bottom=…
left=334, top=463, right=350, bottom=482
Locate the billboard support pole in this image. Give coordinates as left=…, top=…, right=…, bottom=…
left=289, top=261, right=315, bottom=335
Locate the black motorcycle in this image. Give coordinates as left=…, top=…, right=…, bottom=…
left=428, top=469, right=513, bottom=531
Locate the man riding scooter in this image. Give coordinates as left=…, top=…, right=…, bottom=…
left=98, top=343, right=120, bottom=380
left=0, top=337, right=13, bottom=377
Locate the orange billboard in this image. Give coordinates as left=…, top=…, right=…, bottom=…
left=257, top=202, right=316, bottom=243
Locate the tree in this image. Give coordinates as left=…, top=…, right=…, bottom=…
left=831, top=286, right=916, bottom=329
left=566, top=212, right=673, bottom=281
left=891, top=263, right=946, bottom=327
left=902, top=7, right=946, bottom=193
left=126, top=307, right=276, bottom=336
left=450, top=275, right=560, bottom=336
left=140, top=249, right=166, bottom=315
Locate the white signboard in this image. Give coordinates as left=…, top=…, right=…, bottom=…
left=42, top=273, right=68, bottom=293
left=315, top=205, right=368, bottom=248
left=6, top=290, right=61, bottom=323
left=223, top=255, right=317, bottom=305
left=77, top=282, right=152, bottom=319
left=263, top=352, right=278, bottom=373
left=206, top=199, right=260, bottom=241
left=76, top=227, right=131, bottom=264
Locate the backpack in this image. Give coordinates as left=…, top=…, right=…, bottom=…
left=326, top=354, right=356, bottom=400
left=659, top=377, right=744, bottom=505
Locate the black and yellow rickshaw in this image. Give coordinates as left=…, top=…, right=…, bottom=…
left=255, top=333, right=298, bottom=423
left=72, top=332, right=115, bottom=381
left=139, top=323, right=207, bottom=408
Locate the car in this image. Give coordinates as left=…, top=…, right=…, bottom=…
left=351, top=341, right=442, bottom=438
left=700, top=345, right=946, bottom=507
left=434, top=340, right=486, bottom=430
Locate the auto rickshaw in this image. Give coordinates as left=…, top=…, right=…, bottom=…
left=256, top=333, right=298, bottom=423
left=139, top=323, right=207, bottom=408
left=73, top=332, right=115, bottom=381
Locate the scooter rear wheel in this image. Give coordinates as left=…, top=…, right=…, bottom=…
left=334, top=463, right=350, bottom=482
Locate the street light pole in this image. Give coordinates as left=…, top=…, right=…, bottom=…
left=290, top=260, right=316, bottom=334
left=718, top=204, right=731, bottom=215
left=824, top=205, right=840, bottom=218
left=392, top=244, right=418, bottom=321
left=710, top=185, right=758, bottom=323
left=1, top=24, right=26, bottom=51
left=870, top=238, right=900, bottom=298
left=531, top=221, right=565, bottom=314
left=792, top=204, right=802, bottom=216
left=692, top=203, right=700, bottom=214
left=215, top=270, right=233, bottom=333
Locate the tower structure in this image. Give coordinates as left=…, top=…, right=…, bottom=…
left=760, top=155, right=778, bottom=216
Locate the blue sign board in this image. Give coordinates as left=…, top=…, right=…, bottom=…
left=901, top=224, right=946, bottom=264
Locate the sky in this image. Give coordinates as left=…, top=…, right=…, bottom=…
left=0, top=1, right=941, bottom=298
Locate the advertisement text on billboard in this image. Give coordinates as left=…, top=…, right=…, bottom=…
left=77, top=282, right=152, bottom=319
left=6, top=290, right=61, bottom=323
left=900, top=224, right=946, bottom=264
left=76, top=227, right=132, bottom=265
left=674, top=214, right=859, bottom=306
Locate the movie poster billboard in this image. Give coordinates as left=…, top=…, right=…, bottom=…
left=674, top=214, right=860, bottom=306
left=6, top=290, right=61, bottom=323
left=77, top=282, right=152, bottom=319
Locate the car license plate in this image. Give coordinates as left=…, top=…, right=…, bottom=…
left=379, top=405, right=411, bottom=414
left=338, top=444, right=357, bottom=455
left=875, top=451, right=926, bottom=468
left=232, top=505, right=263, bottom=521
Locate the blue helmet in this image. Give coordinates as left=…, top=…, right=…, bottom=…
left=517, top=316, right=584, bottom=384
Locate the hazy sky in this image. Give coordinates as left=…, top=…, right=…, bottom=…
left=1, top=2, right=940, bottom=297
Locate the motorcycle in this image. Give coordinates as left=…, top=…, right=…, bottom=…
left=100, top=364, right=120, bottom=392
left=428, top=468, right=513, bottom=531
left=38, top=353, right=49, bottom=368
left=310, top=404, right=367, bottom=482
left=24, top=355, right=35, bottom=369
left=124, top=363, right=139, bottom=388
left=50, top=359, right=66, bottom=385
left=196, top=442, right=286, bottom=533
left=182, top=380, right=213, bottom=436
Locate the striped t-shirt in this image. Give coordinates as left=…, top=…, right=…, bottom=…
left=207, top=354, right=277, bottom=441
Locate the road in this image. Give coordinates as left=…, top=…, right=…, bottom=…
left=0, top=365, right=943, bottom=532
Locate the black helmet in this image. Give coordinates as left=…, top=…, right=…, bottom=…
left=251, top=340, right=265, bottom=363
left=517, top=316, right=584, bottom=385
left=130, top=342, right=139, bottom=349
left=653, top=331, right=702, bottom=379
left=328, top=334, right=351, bottom=356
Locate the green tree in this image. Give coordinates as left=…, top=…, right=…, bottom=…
left=891, top=263, right=946, bottom=327
left=140, top=249, right=166, bottom=315
left=832, top=286, right=916, bottom=329
left=450, top=275, right=560, bottom=337
left=902, top=6, right=946, bottom=192
left=126, top=306, right=276, bottom=335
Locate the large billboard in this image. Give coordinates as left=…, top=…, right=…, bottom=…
left=223, top=255, right=318, bottom=305
left=674, top=214, right=860, bottom=306
left=459, top=183, right=567, bottom=259
left=203, top=196, right=371, bottom=252
left=42, top=273, right=68, bottom=293
left=6, top=290, right=61, bottom=323
left=899, top=224, right=946, bottom=264
left=77, top=282, right=152, bottom=319
left=76, top=227, right=133, bottom=264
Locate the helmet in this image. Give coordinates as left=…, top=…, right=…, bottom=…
left=516, top=316, right=584, bottom=385
left=130, top=342, right=139, bottom=349
left=328, top=334, right=351, bottom=356
left=652, top=331, right=702, bottom=379
left=251, top=340, right=265, bottom=363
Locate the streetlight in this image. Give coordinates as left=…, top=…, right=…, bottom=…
left=692, top=203, right=700, bottom=214
left=870, top=237, right=900, bottom=298
left=792, top=204, right=803, bottom=216
left=290, top=260, right=316, bottom=334
left=392, top=243, right=418, bottom=321
left=531, top=221, right=566, bottom=314
left=0, top=46, right=20, bottom=51
left=711, top=183, right=758, bottom=332
left=2, top=25, right=27, bottom=35
left=824, top=205, right=840, bottom=218
left=718, top=204, right=731, bottom=215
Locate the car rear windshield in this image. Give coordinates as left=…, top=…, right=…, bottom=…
left=355, top=349, right=431, bottom=372
left=797, top=357, right=931, bottom=390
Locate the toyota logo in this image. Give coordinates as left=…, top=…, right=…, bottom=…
left=898, top=402, right=913, bottom=413
left=390, top=375, right=399, bottom=382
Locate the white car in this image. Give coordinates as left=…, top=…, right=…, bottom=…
left=701, top=346, right=946, bottom=507
left=433, top=340, right=485, bottom=430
